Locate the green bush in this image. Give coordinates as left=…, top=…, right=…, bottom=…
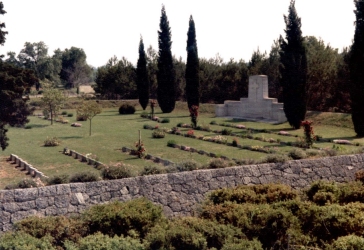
left=221, top=239, right=263, bottom=250
left=69, top=172, right=100, bottom=183
left=167, top=140, right=177, bottom=147
left=76, top=114, right=87, bottom=121
left=143, top=124, right=153, bottom=129
left=67, top=113, right=74, bottom=117
left=207, top=158, right=235, bottom=169
left=68, top=232, right=145, bottom=250
left=263, top=154, right=289, bottom=163
left=160, top=118, right=170, bottom=123
left=82, top=198, right=163, bottom=238
left=176, top=160, right=201, bottom=172
left=61, top=111, right=68, bottom=115
left=14, top=216, right=87, bottom=249
left=140, top=111, right=149, bottom=118
left=140, top=165, right=167, bottom=176
left=102, top=164, right=133, bottom=180
left=44, top=137, right=61, bottom=147
left=5, top=178, right=38, bottom=190
left=221, top=128, right=232, bottom=135
left=46, top=174, right=70, bottom=185
left=24, top=125, right=32, bottom=129
left=152, top=129, right=165, bottom=138
left=0, top=232, right=55, bottom=250
left=288, top=148, right=307, bottom=160
left=210, top=120, right=217, bottom=125
left=119, top=104, right=136, bottom=114
left=330, top=235, right=364, bottom=250
left=305, top=181, right=339, bottom=205
left=207, top=184, right=298, bottom=205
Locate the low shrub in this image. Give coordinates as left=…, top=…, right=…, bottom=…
left=119, top=104, right=136, bottom=114
left=263, top=154, right=289, bottom=163
left=288, top=148, right=307, bottom=160
left=167, top=139, right=177, bottom=147
left=160, top=118, right=170, bottom=123
left=232, top=138, right=239, bottom=147
left=143, top=124, right=153, bottom=129
left=82, top=198, right=163, bottom=238
left=140, top=111, right=148, bottom=118
left=176, top=160, right=201, bottom=172
left=76, top=114, right=88, bottom=121
left=67, top=113, right=74, bottom=117
left=330, top=234, right=364, bottom=250
left=46, top=174, right=70, bottom=185
left=210, top=120, right=217, bottom=125
left=0, top=232, right=55, bottom=250
left=102, top=164, right=133, bottom=180
left=152, top=129, right=165, bottom=138
left=207, top=158, right=235, bottom=169
left=24, top=125, right=32, bottom=129
left=61, top=111, right=68, bottom=115
left=44, top=137, right=61, bottom=147
left=305, top=181, right=338, bottom=205
left=69, top=172, right=100, bottom=183
left=140, top=165, right=167, bottom=176
left=5, top=178, right=39, bottom=190
left=221, top=128, right=232, bottom=135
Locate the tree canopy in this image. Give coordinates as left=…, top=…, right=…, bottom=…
left=136, top=37, right=150, bottom=110
left=279, top=0, right=308, bottom=129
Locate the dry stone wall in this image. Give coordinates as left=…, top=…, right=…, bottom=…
left=1, top=153, right=364, bottom=232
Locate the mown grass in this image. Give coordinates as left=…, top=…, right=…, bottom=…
left=0, top=99, right=363, bottom=189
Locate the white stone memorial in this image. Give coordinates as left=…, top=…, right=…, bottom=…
left=215, top=75, right=287, bottom=123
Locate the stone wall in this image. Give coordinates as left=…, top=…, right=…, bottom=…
left=1, top=153, right=364, bottom=232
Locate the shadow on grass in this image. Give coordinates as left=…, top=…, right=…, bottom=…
left=58, top=136, right=83, bottom=140
left=26, top=124, right=49, bottom=128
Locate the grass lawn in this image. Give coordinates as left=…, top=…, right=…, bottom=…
left=0, top=100, right=363, bottom=189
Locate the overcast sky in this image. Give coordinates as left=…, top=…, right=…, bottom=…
left=0, top=0, right=356, bottom=68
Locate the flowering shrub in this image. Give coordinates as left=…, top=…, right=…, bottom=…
left=44, top=137, right=61, bottom=146
left=186, top=130, right=194, bottom=137
left=189, top=105, right=199, bottom=128
left=135, top=141, right=146, bottom=158
left=301, top=120, right=314, bottom=148
left=212, top=135, right=228, bottom=144
left=152, top=129, right=165, bottom=138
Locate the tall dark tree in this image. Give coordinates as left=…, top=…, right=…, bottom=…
left=185, top=15, right=199, bottom=109
left=157, top=5, right=176, bottom=113
left=0, top=1, right=7, bottom=51
left=349, top=0, right=364, bottom=136
left=279, top=0, right=308, bottom=129
left=136, top=37, right=149, bottom=110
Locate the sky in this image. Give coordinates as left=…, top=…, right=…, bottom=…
left=0, top=0, right=356, bottom=68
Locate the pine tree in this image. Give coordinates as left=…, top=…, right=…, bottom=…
left=157, top=5, right=176, bottom=113
left=349, top=0, right=364, bottom=137
left=279, top=0, right=308, bottom=129
left=185, top=15, right=200, bottom=109
left=136, top=37, right=149, bottom=110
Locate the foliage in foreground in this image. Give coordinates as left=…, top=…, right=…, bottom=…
left=3, top=182, right=364, bottom=249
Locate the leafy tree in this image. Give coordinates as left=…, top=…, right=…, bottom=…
left=157, top=5, right=176, bottom=113
left=136, top=37, right=149, bottom=110
left=146, top=45, right=158, bottom=99
left=349, top=0, right=364, bottom=136
left=60, top=47, right=92, bottom=88
left=94, top=56, right=137, bottom=99
left=76, top=101, right=102, bottom=136
left=0, top=62, right=37, bottom=150
left=185, top=15, right=200, bottom=109
left=279, top=0, right=308, bottom=129
left=174, top=55, right=186, bottom=100
left=0, top=1, right=7, bottom=50
left=41, top=87, right=67, bottom=125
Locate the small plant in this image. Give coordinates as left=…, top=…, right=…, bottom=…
left=5, top=178, right=39, bottom=189
left=186, top=129, right=194, bottom=137
left=140, top=165, right=167, bottom=175
left=301, top=120, right=314, bottom=148
left=176, top=160, right=201, bottom=172
left=61, top=111, right=68, bottom=115
left=44, top=137, right=61, bottom=146
left=24, top=125, right=32, bottom=129
left=102, top=163, right=133, bottom=180
left=232, top=138, right=239, bottom=147
left=221, top=128, right=232, bottom=135
left=210, top=120, right=217, bottom=125
left=207, top=158, right=235, bottom=169
left=167, top=140, right=177, bottom=147
left=176, top=122, right=183, bottom=127
left=143, top=124, right=153, bottom=129
left=288, top=148, right=307, bottom=160
left=263, top=154, right=289, bottom=163
left=170, top=127, right=181, bottom=134
left=189, top=105, right=199, bottom=128
left=152, top=129, right=165, bottom=138
left=69, top=172, right=100, bottom=183
left=119, top=104, right=136, bottom=114
left=135, top=141, right=146, bottom=158
left=46, top=174, right=70, bottom=185
left=67, top=113, right=74, bottom=117
left=140, top=111, right=149, bottom=118
left=160, top=118, right=170, bottom=123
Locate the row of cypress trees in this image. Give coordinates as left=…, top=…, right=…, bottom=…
left=136, top=5, right=199, bottom=113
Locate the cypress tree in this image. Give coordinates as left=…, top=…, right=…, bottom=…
left=349, top=0, right=364, bottom=137
left=157, top=5, right=176, bottom=113
left=279, top=0, right=308, bottom=129
left=185, top=15, right=200, bottom=109
left=136, top=37, right=149, bottom=110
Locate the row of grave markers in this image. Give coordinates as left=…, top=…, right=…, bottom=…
left=9, top=154, right=47, bottom=179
